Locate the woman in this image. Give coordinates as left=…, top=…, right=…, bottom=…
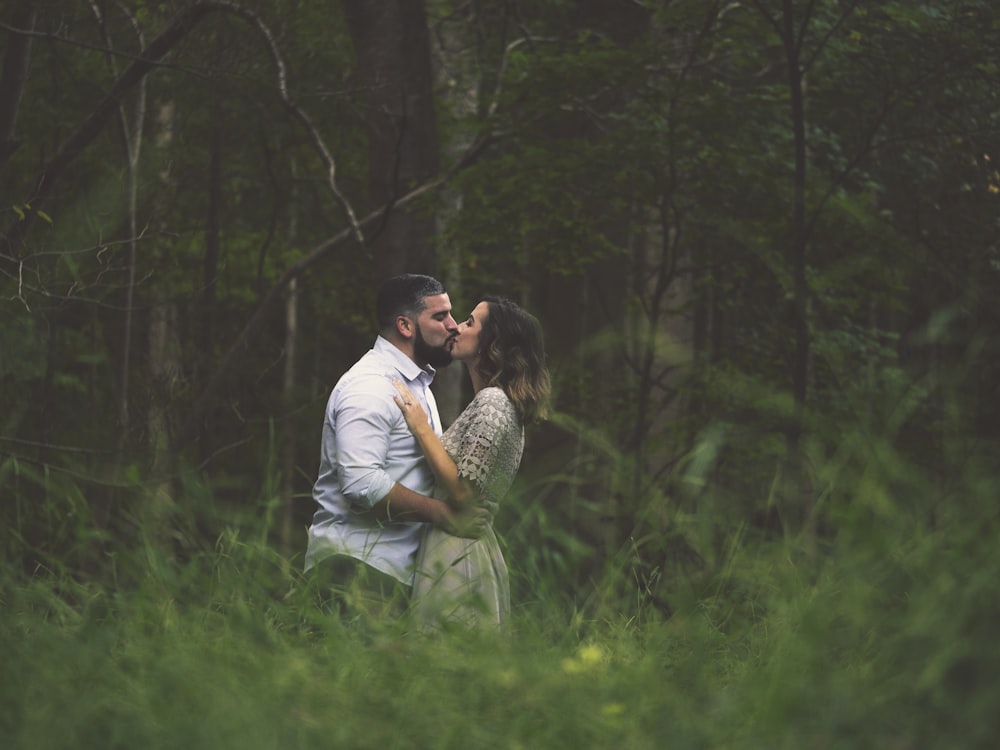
left=392, top=295, right=550, bottom=628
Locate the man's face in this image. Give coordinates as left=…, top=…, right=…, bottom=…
left=411, top=293, right=458, bottom=368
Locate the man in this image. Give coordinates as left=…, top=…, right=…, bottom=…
left=304, top=274, right=486, bottom=619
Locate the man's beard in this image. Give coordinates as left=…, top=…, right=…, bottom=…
left=414, top=323, right=453, bottom=368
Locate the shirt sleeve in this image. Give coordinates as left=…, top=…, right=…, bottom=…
left=332, top=377, right=399, bottom=508
left=453, top=389, right=520, bottom=493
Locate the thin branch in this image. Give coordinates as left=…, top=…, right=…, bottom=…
left=90, top=0, right=146, bottom=445
left=0, top=231, right=148, bottom=261
left=0, top=435, right=115, bottom=455
left=0, top=435, right=253, bottom=489
left=801, top=0, right=864, bottom=73
left=487, top=35, right=559, bottom=119
left=3, top=1, right=363, bottom=254
left=802, top=96, right=891, bottom=246
left=794, top=0, right=821, bottom=60
left=750, top=0, right=782, bottom=39
left=225, top=4, right=364, bottom=247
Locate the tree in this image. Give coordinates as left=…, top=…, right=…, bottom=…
left=0, top=1, right=35, bottom=175
left=2, top=0, right=999, bottom=613
left=342, top=0, right=442, bottom=277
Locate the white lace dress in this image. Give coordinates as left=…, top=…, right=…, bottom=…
left=411, top=386, right=524, bottom=628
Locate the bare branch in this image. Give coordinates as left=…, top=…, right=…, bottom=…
left=801, top=0, right=864, bottom=73
left=222, top=4, right=365, bottom=247
left=2, top=1, right=363, bottom=255
left=487, top=36, right=559, bottom=119
left=750, top=0, right=782, bottom=39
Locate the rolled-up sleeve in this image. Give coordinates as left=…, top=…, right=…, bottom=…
left=330, top=379, right=398, bottom=508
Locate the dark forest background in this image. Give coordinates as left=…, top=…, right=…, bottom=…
left=2, top=2, right=999, bottom=746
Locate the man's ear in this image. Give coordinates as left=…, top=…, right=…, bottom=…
left=396, top=315, right=414, bottom=339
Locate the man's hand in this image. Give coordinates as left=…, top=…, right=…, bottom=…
left=437, top=504, right=491, bottom=539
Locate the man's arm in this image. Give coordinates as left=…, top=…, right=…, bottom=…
left=371, top=482, right=489, bottom=538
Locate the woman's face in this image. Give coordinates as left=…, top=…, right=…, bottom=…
left=450, top=301, right=490, bottom=362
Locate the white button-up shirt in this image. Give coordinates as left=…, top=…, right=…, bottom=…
left=304, top=336, right=442, bottom=585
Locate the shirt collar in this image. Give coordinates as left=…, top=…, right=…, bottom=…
left=373, top=335, right=435, bottom=383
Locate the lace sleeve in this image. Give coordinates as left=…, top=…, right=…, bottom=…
left=450, top=388, right=523, bottom=497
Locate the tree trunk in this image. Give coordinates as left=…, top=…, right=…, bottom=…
left=772, top=0, right=815, bottom=538
left=0, top=1, right=36, bottom=174
left=279, top=158, right=301, bottom=559
left=280, top=278, right=298, bottom=560
left=341, top=0, right=441, bottom=277
left=146, top=302, right=182, bottom=537
left=148, top=303, right=182, bottom=473
left=90, top=0, right=148, bottom=458
left=198, top=107, right=224, bottom=455
left=783, top=0, right=810, bottom=456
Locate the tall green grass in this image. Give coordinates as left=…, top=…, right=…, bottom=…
left=3, top=417, right=998, bottom=748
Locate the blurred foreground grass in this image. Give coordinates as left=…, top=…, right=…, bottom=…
left=3, top=422, right=1000, bottom=749
left=4, top=491, right=998, bottom=750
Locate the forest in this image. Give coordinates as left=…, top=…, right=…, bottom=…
left=2, top=1, right=999, bottom=747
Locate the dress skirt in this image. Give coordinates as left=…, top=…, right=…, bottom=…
left=410, top=523, right=510, bottom=629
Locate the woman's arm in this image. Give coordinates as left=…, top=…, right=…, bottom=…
left=392, top=380, right=478, bottom=508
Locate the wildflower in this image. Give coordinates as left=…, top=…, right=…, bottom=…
left=578, top=643, right=607, bottom=666
left=561, top=642, right=609, bottom=674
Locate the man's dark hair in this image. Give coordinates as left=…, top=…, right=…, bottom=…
left=375, top=274, right=446, bottom=331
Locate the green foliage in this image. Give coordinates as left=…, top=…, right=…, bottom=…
left=2, top=3, right=1000, bottom=745
left=3, top=396, right=998, bottom=748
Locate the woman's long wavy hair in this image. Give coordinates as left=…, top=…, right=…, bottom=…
left=475, top=296, right=551, bottom=424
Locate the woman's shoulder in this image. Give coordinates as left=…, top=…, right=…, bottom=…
left=468, top=387, right=520, bottom=426
left=474, top=386, right=513, bottom=408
